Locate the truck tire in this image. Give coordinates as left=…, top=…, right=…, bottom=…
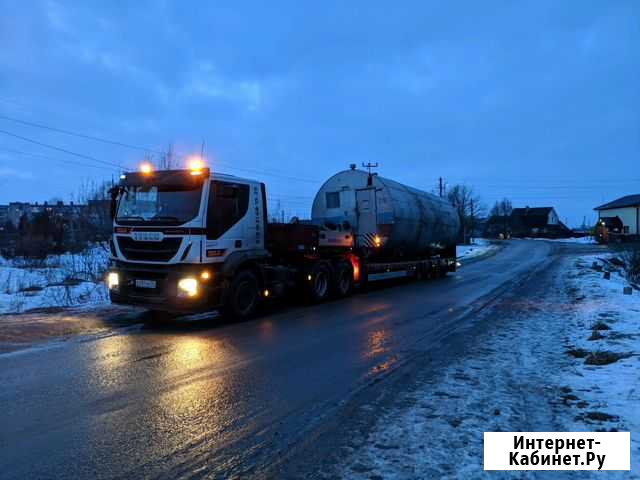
left=223, top=270, right=260, bottom=319
left=333, top=261, right=353, bottom=297
left=306, top=262, right=332, bottom=303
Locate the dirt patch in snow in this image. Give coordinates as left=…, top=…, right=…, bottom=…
left=0, top=305, right=143, bottom=354
left=584, top=350, right=633, bottom=366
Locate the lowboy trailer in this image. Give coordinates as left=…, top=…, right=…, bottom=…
left=107, top=163, right=460, bottom=318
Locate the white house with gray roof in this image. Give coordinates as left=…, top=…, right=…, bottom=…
left=595, top=194, right=640, bottom=237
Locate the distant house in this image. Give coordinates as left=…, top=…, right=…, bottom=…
left=3, top=201, right=86, bottom=228
left=509, top=207, right=572, bottom=238
left=484, top=215, right=511, bottom=239
left=594, top=194, right=640, bottom=240
left=0, top=204, right=8, bottom=226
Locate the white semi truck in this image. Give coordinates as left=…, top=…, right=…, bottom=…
left=107, top=163, right=460, bottom=318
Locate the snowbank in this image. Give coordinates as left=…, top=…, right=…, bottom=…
left=529, top=236, right=598, bottom=244
left=456, top=238, right=499, bottom=261
left=562, top=255, right=640, bottom=454
left=0, top=245, right=110, bottom=314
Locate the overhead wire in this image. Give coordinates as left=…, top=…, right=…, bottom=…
left=0, top=113, right=164, bottom=155
left=0, top=145, right=117, bottom=172
left=0, top=112, right=635, bottom=214
left=0, top=129, right=126, bottom=170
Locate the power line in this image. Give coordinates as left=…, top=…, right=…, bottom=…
left=440, top=177, right=640, bottom=186
left=0, top=114, right=164, bottom=155
left=449, top=182, right=640, bottom=189
left=172, top=147, right=323, bottom=184
left=0, top=129, right=125, bottom=170
left=0, top=146, right=116, bottom=172
left=210, top=161, right=321, bottom=184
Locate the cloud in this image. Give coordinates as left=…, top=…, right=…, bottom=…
left=0, top=166, right=35, bottom=180
left=180, top=61, right=265, bottom=111
left=44, top=0, right=71, bottom=34
left=0, top=0, right=638, bottom=224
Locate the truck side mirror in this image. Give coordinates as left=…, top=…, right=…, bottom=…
left=109, top=187, right=119, bottom=220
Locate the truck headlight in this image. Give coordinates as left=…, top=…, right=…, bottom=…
left=177, top=278, right=198, bottom=298
left=107, top=272, right=119, bottom=290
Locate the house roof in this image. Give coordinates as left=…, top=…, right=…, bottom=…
left=594, top=194, right=640, bottom=211
left=511, top=207, right=554, bottom=217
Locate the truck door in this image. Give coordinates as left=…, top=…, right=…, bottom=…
left=356, top=188, right=377, bottom=247
left=206, top=180, right=250, bottom=255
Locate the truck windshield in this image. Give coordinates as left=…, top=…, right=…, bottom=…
left=116, top=185, right=203, bottom=225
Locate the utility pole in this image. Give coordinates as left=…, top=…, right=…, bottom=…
left=439, top=177, right=443, bottom=198
left=470, top=198, right=475, bottom=245
left=361, top=162, right=378, bottom=175
left=362, top=162, right=379, bottom=186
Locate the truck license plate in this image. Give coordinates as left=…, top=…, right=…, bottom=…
left=135, top=279, right=156, bottom=289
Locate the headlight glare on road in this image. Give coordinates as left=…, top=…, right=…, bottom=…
left=178, top=278, right=198, bottom=298
left=107, top=272, right=119, bottom=290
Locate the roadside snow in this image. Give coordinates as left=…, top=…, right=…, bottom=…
left=457, top=239, right=499, bottom=261
left=529, top=236, right=598, bottom=244
left=562, top=255, right=640, bottom=455
left=0, top=245, right=110, bottom=314
left=337, top=253, right=639, bottom=479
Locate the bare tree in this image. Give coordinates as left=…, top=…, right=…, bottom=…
left=489, top=198, right=513, bottom=238
left=622, top=244, right=640, bottom=283
left=446, top=185, right=485, bottom=244
left=157, top=143, right=176, bottom=170
left=70, top=177, right=115, bottom=245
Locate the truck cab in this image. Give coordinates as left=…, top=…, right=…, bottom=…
left=108, top=163, right=269, bottom=316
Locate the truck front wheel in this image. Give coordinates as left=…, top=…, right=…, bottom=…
left=224, top=270, right=260, bottom=319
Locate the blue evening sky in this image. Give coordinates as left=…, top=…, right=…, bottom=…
left=1, top=1, right=638, bottom=225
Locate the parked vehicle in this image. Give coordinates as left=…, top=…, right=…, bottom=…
left=595, top=216, right=624, bottom=244
left=107, top=163, right=460, bottom=318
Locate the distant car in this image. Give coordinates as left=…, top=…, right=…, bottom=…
left=595, top=216, right=624, bottom=244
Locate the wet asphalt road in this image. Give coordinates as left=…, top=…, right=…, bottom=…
left=0, top=240, right=607, bottom=479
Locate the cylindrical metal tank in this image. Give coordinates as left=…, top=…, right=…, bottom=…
left=311, top=169, right=460, bottom=255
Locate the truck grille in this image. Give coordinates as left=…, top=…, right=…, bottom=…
left=116, top=236, right=182, bottom=262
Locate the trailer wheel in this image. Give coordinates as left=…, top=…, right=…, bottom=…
left=224, top=270, right=260, bottom=319
left=307, top=263, right=332, bottom=302
left=334, top=262, right=353, bottom=297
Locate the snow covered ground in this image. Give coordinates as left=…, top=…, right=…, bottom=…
left=562, top=255, right=640, bottom=457
left=529, top=236, right=598, bottom=244
left=337, top=252, right=639, bottom=479
left=457, top=238, right=500, bottom=261
left=0, top=245, right=110, bottom=314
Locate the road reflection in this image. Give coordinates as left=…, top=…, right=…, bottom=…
left=84, top=330, right=244, bottom=478
left=90, top=331, right=138, bottom=392
left=173, top=335, right=210, bottom=365
left=366, top=329, right=390, bottom=357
